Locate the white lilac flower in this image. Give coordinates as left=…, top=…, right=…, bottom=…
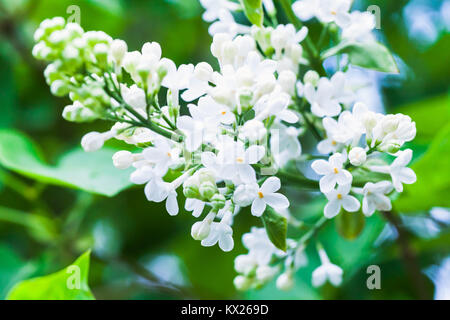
left=240, top=119, right=267, bottom=143
left=216, top=138, right=265, bottom=183
left=130, top=166, right=167, bottom=202
left=304, top=77, right=341, bottom=117
left=316, top=0, right=352, bottom=26
left=372, top=114, right=416, bottom=152
left=254, top=91, right=298, bottom=123
left=370, top=149, right=417, bottom=192
left=270, top=123, right=302, bottom=167
left=256, top=265, right=279, bottom=282
left=318, top=112, right=363, bottom=154
left=176, top=105, right=219, bottom=152
left=121, top=84, right=146, bottom=109
left=251, top=177, right=290, bottom=217
left=341, top=11, right=376, bottom=42
left=271, top=24, right=308, bottom=59
left=185, top=198, right=206, bottom=218
left=361, top=181, right=393, bottom=216
left=235, top=254, right=257, bottom=275
left=162, top=62, right=194, bottom=107
left=348, top=147, right=367, bottom=166
left=242, top=227, right=287, bottom=265
left=323, top=183, right=360, bottom=218
left=292, top=0, right=320, bottom=21
left=233, top=183, right=259, bottom=207
left=194, top=95, right=235, bottom=125
left=142, top=138, right=181, bottom=176
left=312, top=246, right=344, bottom=287
left=201, top=211, right=234, bottom=251
left=311, top=153, right=352, bottom=193
left=209, top=9, right=251, bottom=38
left=199, top=0, right=240, bottom=22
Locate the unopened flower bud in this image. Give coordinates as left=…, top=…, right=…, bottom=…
left=112, top=150, right=134, bottom=169
left=194, top=62, right=213, bottom=82
left=81, top=131, right=105, bottom=152
left=276, top=272, right=294, bottom=291
left=183, top=176, right=200, bottom=199
left=191, top=212, right=215, bottom=240
left=256, top=265, right=277, bottom=282
left=62, top=101, right=96, bottom=122
left=211, top=194, right=226, bottom=210
left=50, top=80, right=69, bottom=97
left=278, top=70, right=297, bottom=96
left=197, top=168, right=216, bottom=184
left=199, top=181, right=217, bottom=200
left=349, top=147, right=367, bottom=166
left=234, top=275, right=253, bottom=291
left=303, top=70, right=320, bottom=86
left=110, top=39, right=127, bottom=64
left=94, top=43, right=109, bottom=66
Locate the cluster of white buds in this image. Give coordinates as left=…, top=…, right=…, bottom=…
left=34, top=0, right=418, bottom=293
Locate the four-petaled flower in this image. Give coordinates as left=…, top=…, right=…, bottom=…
left=312, top=153, right=352, bottom=193
left=323, top=183, right=360, bottom=218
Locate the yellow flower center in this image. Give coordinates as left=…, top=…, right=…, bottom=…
left=331, top=10, right=337, bottom=15
left=236, top=157, right=244, bottom=163
left=167, top=152, right=172, bottom=157
left=337, top=193, right=343, bottom=200
left=221, top=111, right=226, bottom=115
left=331, top=140, right=337, bottom=146
left=258, top=192, right=264, bottom=199
left=334, top=167, right=339, bottom=174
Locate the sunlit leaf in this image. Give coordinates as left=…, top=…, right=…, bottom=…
left=261, top=208, right=287, bottom=252
left=7, top=250, right=94, bottom=300
left=0, top=130, right=133, bottom=196
left=322, top=41, right=399, bottom=73
left=239, top=0, right=264, bottom=27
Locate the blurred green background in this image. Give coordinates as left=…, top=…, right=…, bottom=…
left=0, top=0, right=449, bottom=300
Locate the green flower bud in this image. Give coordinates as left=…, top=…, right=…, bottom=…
left=94, top=43, right=109, bottom=67
left=62, top=101, right=97, bottom=123
left=303, top=70, right=320, bottom=86
left=197, top=168, right=215, bottom=185
left=210, top=194, right=226, bottom=210
left=199, top=181, right=217, bottom=200
left=183, top=176, right=200, bottom=199
left=50, top=80, right=70, bottom=97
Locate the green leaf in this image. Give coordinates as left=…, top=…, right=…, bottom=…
left=0, top=206, right=58, bottom=243
left=261, top=208, right=287, bottom=251
left=394, top=124, right=450, bottom=213
left=6, top=250, right=95, bottom=300
left=335, top=210, right=366, bottom=240
left=239, top=0, right=264, bottom=27
left=321, top=41, right=399, bottom=73
left=0, top=245, right=38, bottom=299
left=0, top=129, right=133, bottom=196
